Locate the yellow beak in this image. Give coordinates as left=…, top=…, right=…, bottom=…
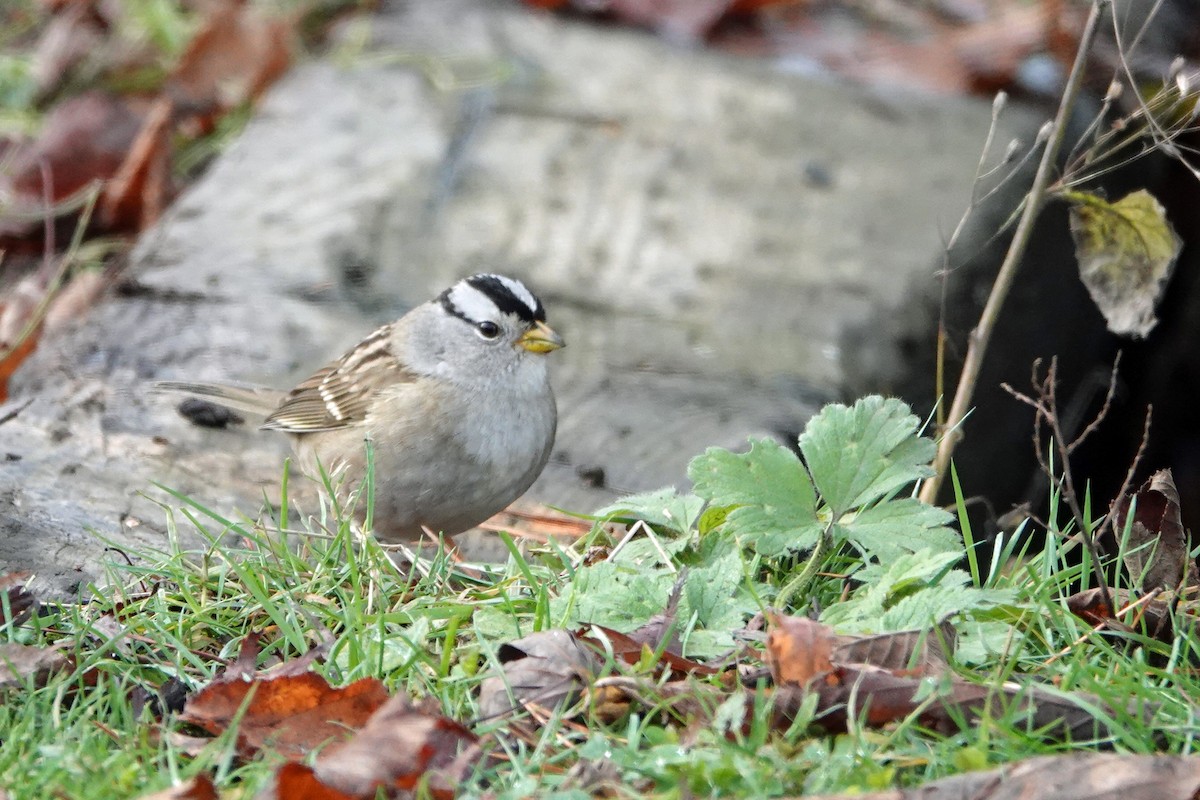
left=517, top=320, right=565, bottom=354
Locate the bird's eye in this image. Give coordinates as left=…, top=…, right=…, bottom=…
left=476, top=321, right=501, bottom=339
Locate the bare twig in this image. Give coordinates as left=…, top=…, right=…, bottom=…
left=1068, top=351, right=1122, bottom=453
left=1108, top=403, right=1154, bottom=531
left=1000, top=358, right=1113, bottom=609
left=935, top=92, right=1010, bottom=430
left=921, top=0, right=1108, bottom=504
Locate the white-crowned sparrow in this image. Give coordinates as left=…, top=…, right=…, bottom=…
left=159, top=273, right=563, bottom=544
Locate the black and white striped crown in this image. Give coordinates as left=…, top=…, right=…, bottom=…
left=438, top=274, right=546, bottom=325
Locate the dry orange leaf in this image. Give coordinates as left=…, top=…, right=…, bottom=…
left=314, top=696, right=479, bottom=798
left=168, top=0, right=293, bottom=128
left=180, top=671, right=390, bottom=758
left=0, top=642, right=71, bottom=689
left=101, top=96, right=173, bottom=232
left=764, top=611, right=835, bottom=686
left=132, top=774, right=218, bottom=800
left=271, top=763, right=359, bottom=800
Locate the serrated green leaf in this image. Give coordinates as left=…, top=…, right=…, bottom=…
left=954, top=619, right=1018, bottom=665
left=688, top=440, right=821, bottom=556
left=593, top=487, right=704, bottom=535
left=552, top=536, right=761, bottom=659
left=698, top=504, right=733, bottom=535
left=838, top=498, right=960, bottom=561
left=681, top=538, right=753, bottom=630
left=820, top=550, right=1012, bottom=633
left=799, top=396, right=935, bottom=515
left=1067, top=189, right=1181, bottom=338
left=551, top=561, right=674, bottom=631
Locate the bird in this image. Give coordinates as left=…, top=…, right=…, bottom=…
left=158, top=273, right=564, bottom=544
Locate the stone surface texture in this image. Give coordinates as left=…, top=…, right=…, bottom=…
left=2, top=0, right=1039, bottom=595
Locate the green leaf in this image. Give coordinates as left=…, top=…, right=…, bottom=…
left=551, top=561, right=674, bottom=632
left=799, top=396, right=935, bottom=516
left=593, top=487, right=704, bottom=535
left=838, top=498, right=960, bottom=561
left=688, top=440, right=821, bottom=556
left=551, top=537, right=761, bottom=659
left=1067, top=189, right=1181, bottom=338
left=681, top=538, right=754, bottom=631
left=820, top=550, right=1011, bottom=633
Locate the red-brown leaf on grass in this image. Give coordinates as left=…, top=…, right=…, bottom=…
left=1066, top=587, right=1178, bottom=648
left=804, top=753, right=1200, bottom=800
left=584, top=624, right=720, bottom=677
left=0, top=90, right=149, bottom=254
left=832, top=620, right=957, bottom=676
left=100, top=96, right=173, bottom=232
left=271, top=763, right=359, bottom=800
left=0, top=333, right=39, bottom=403
left=311, top=696, right=480, bottom=799
left=764, top=612, right=835, bottom=686
left=0, top=642, right=71, bottom=689
left=0, top=573, right=38, bottom=627
left=479, top=502, right=593, bottom=543
left=477, top=629, right=599, bottom=718
left=781, top=665, right=1150, bottom=742
left=218, top=630, right=266, bottom=682
left=3, top=90, right=141, bottom=207
left=179, top=670, right=389, bottom=758
left=1111, top=469, right=1190, bottom=590
left=131, top=774, right=218, bottom=800
left=167, top=0, right=293, bottom=129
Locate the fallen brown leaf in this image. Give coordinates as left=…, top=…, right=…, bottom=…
left=1112, top=469, right=1190, bottom=590
left=802, top=752, right=1200, bottom=800
left=477, top=629, right=599, bottom=718
left=765, top=612, right=835, bottom=686
left=0, top=333, right=39, bottom=403
left=479, top=502, right=593, bottom=542
left=0, top=642, right=71, bottom=689
left=0, top=573, right=38, bottom=626
left=314, top=696, right=480, bottom=798
left=131, top=774, right=218, bottom=800
left=180, top=671, right=389, bottom=758
left=101, top=96, right=173, bottom=231
left=1065, top=587, right=1179, bottom=651
left=271, top=763, right=359, bottom=800
left=832, top=620, right=957, bottom=676
left=168, top=0, right=293, bottom=129
left=583, top=623, right=719, bottom=678
left=788, top=665, right=1152, bottom=743
left=2, top=90, right=141, bottom=219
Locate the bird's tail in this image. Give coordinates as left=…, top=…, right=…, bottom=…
left=154, top=381, right=286, bottom=418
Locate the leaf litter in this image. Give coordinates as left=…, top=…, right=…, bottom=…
left=4, top=396, right=1200, bottom=796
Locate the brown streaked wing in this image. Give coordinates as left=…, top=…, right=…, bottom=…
left=261, top=324, right=416, bottom=432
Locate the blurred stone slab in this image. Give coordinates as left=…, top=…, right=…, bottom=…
left=1, top=0, right=1038, bottom=595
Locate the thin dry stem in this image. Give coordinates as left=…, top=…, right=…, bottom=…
left=1108, top=403, right=1154, bottom=531
left=921, top=0, right=1108, bottom=504
left=935, top=93, right=1010, bottom=429
left=1068, top=351, right=1122, bottom=454
left=1000, top=358, right=1113, bottom=610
